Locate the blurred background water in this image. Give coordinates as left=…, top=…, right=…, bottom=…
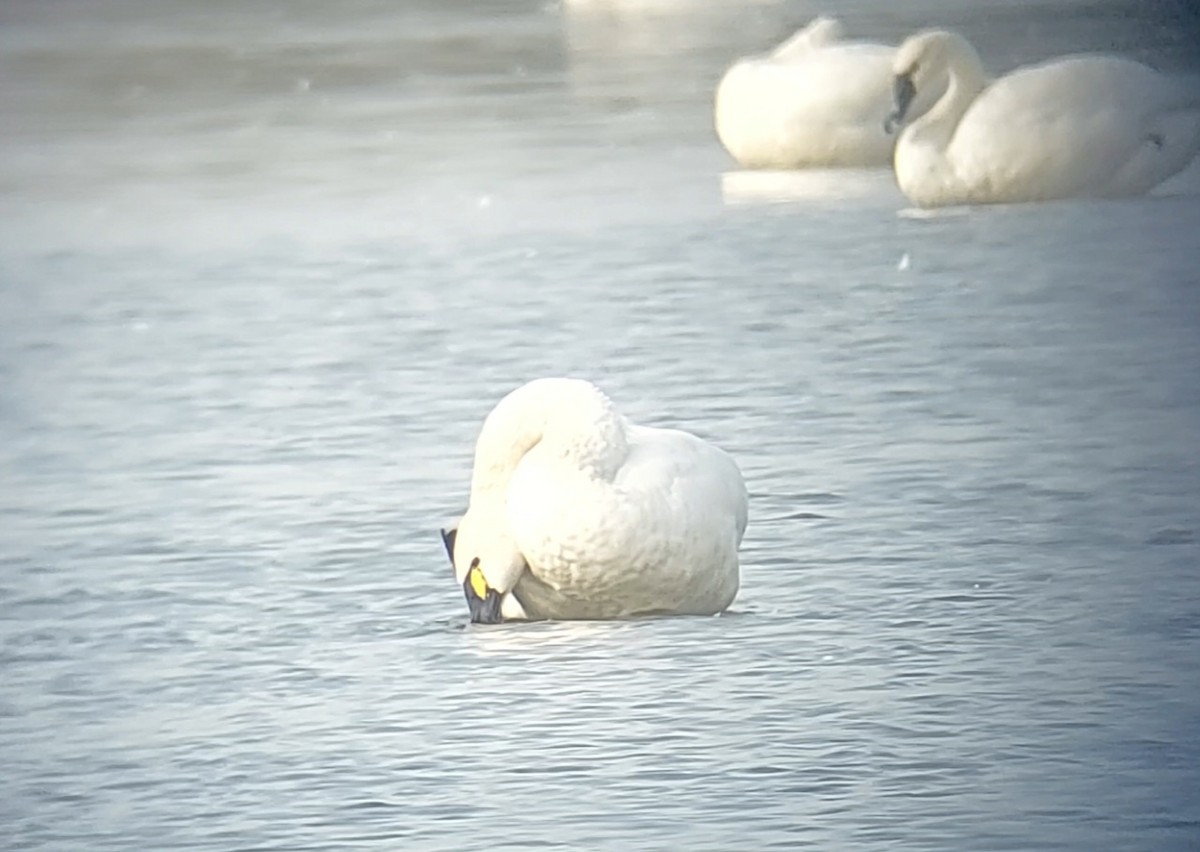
left=1, top=0, right=1199, bottom=849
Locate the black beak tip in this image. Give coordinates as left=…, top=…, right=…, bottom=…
left=467, top=591, right=503, bottom=624
left=440, top=527, right=457, bottom=563
left=887, top=73, right=916, bottom=134
left=463, top=574, right=504, bottom=624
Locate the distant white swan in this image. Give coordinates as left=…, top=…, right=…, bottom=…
left=715, top=17, right=942, bottom=169
left=441, top=378, right=748, bottom=623
left=886, top=29, right=1200, bottom=207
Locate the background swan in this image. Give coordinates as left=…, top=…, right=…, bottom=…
left=714, top=16, right=942, bottom=169
left=442, top=378, right=748, bottom=623
left=887, top=29, right=1200, bottom=207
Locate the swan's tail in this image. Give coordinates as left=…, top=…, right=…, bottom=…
left=1153, top=106, right=1200, bottom=161
left=1162, top=71, right=1200, bottom=112
left=1107, top=106, right=1200, bottom=195
left=771, top=16, right=844, bottom=60
left=1151, top=72, right=1200, bottom=162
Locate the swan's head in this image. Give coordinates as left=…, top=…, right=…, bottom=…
left=799, top=15, right=844, bottom=45
left=442, top=510, right=529, bottom=625
left=886, top=29, right=979, bottom=133
left=443, top=377, right=629, bottom=623
left=770, top=16, right=844, bottom=60
left=885, top=73, right=918, bottom=134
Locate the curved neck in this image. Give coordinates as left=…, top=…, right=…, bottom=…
left=469, top=380, right=629, bottom=500
left=907, top=46, right=988, bottom=150
left=772, top=16, right=842, bottom=60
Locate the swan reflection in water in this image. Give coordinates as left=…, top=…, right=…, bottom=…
left=720, top=167, right=897, bottom=205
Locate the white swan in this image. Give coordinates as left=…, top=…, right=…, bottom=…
left=886, top=29, right=1200, bottom=207
left=441, top=378, right=748, bottom=623
left=714, top=17, right=943, bottom=169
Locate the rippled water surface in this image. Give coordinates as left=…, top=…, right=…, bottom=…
left=2, top=1, right=1199, bottom=849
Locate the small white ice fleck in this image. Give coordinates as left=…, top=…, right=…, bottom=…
left=295, top=77, right=311, bottom=92
left=897, top=252, right=911, bottom=271
left=477, top=194, right=493, bottom=209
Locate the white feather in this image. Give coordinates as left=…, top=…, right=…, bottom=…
left=451, top=378, right=748, bottom=620
left=714, top=17, right=943, bottom=169
left=891, top=30, right=1200, bottom=207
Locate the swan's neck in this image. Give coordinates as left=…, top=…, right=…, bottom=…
left=909, top=51, right=988, bottom=150
left=470, top=417, right=542, bottom=500
left=469, top=379, right=629, bottom=501
left=771, top=16, right=842, bottom=60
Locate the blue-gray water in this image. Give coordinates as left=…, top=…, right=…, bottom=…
left=2, top=1, right=1199, bottom=850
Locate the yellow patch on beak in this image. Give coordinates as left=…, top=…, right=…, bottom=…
left=468, top=565, right=490, bottom=600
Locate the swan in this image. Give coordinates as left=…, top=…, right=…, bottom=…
left=714, top=16, right=943, bottom=169
left=441, top=378, right=748, bottom=623
left=886, top=29, right=1200, bottom=207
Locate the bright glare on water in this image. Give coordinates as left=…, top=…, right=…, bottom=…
left=1, top=1, right=1199, bottom=850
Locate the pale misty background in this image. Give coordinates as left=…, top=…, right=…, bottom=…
left=1, top=1, right=1198, bottom=850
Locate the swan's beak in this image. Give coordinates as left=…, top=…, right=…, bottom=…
left=463, top=564, right=503, bottom=624
left=885, top=72, right=916, bottom=134
left=440, top=526, right=458, bottom=564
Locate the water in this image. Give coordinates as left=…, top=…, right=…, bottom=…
left=2, top=1, right=1199, bottom=849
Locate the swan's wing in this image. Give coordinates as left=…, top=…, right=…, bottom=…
left=617, top=425, right=749, bottom=566
left=613, top=426, right=747, bottom=611
left=771, top=16, right=844, bottom=61
left=784, top=45, right=896, bottom=119
left=952, top=57, right=1183, bottom=197
left=716, top=42, right=897, bottom=167
left=622, top=425, right=745, bottom=516
left=505, top=424, right=746, bottom=615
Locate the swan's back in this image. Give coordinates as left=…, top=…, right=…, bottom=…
left=715, top=20, right=899, bottom=168
left=951, top=55, right=1200, bottom=201
left=620, top=424, right=749, bottom=555
left=616, top=425, right=747, bottom=614
left=509, top=422, right=747, bottom=618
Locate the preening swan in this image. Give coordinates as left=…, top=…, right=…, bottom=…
left=886, top=29, right=1200, bottom=207
left=441, top=378, right=748, bottom=623
left=714, top=17, right=943, bottom=169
